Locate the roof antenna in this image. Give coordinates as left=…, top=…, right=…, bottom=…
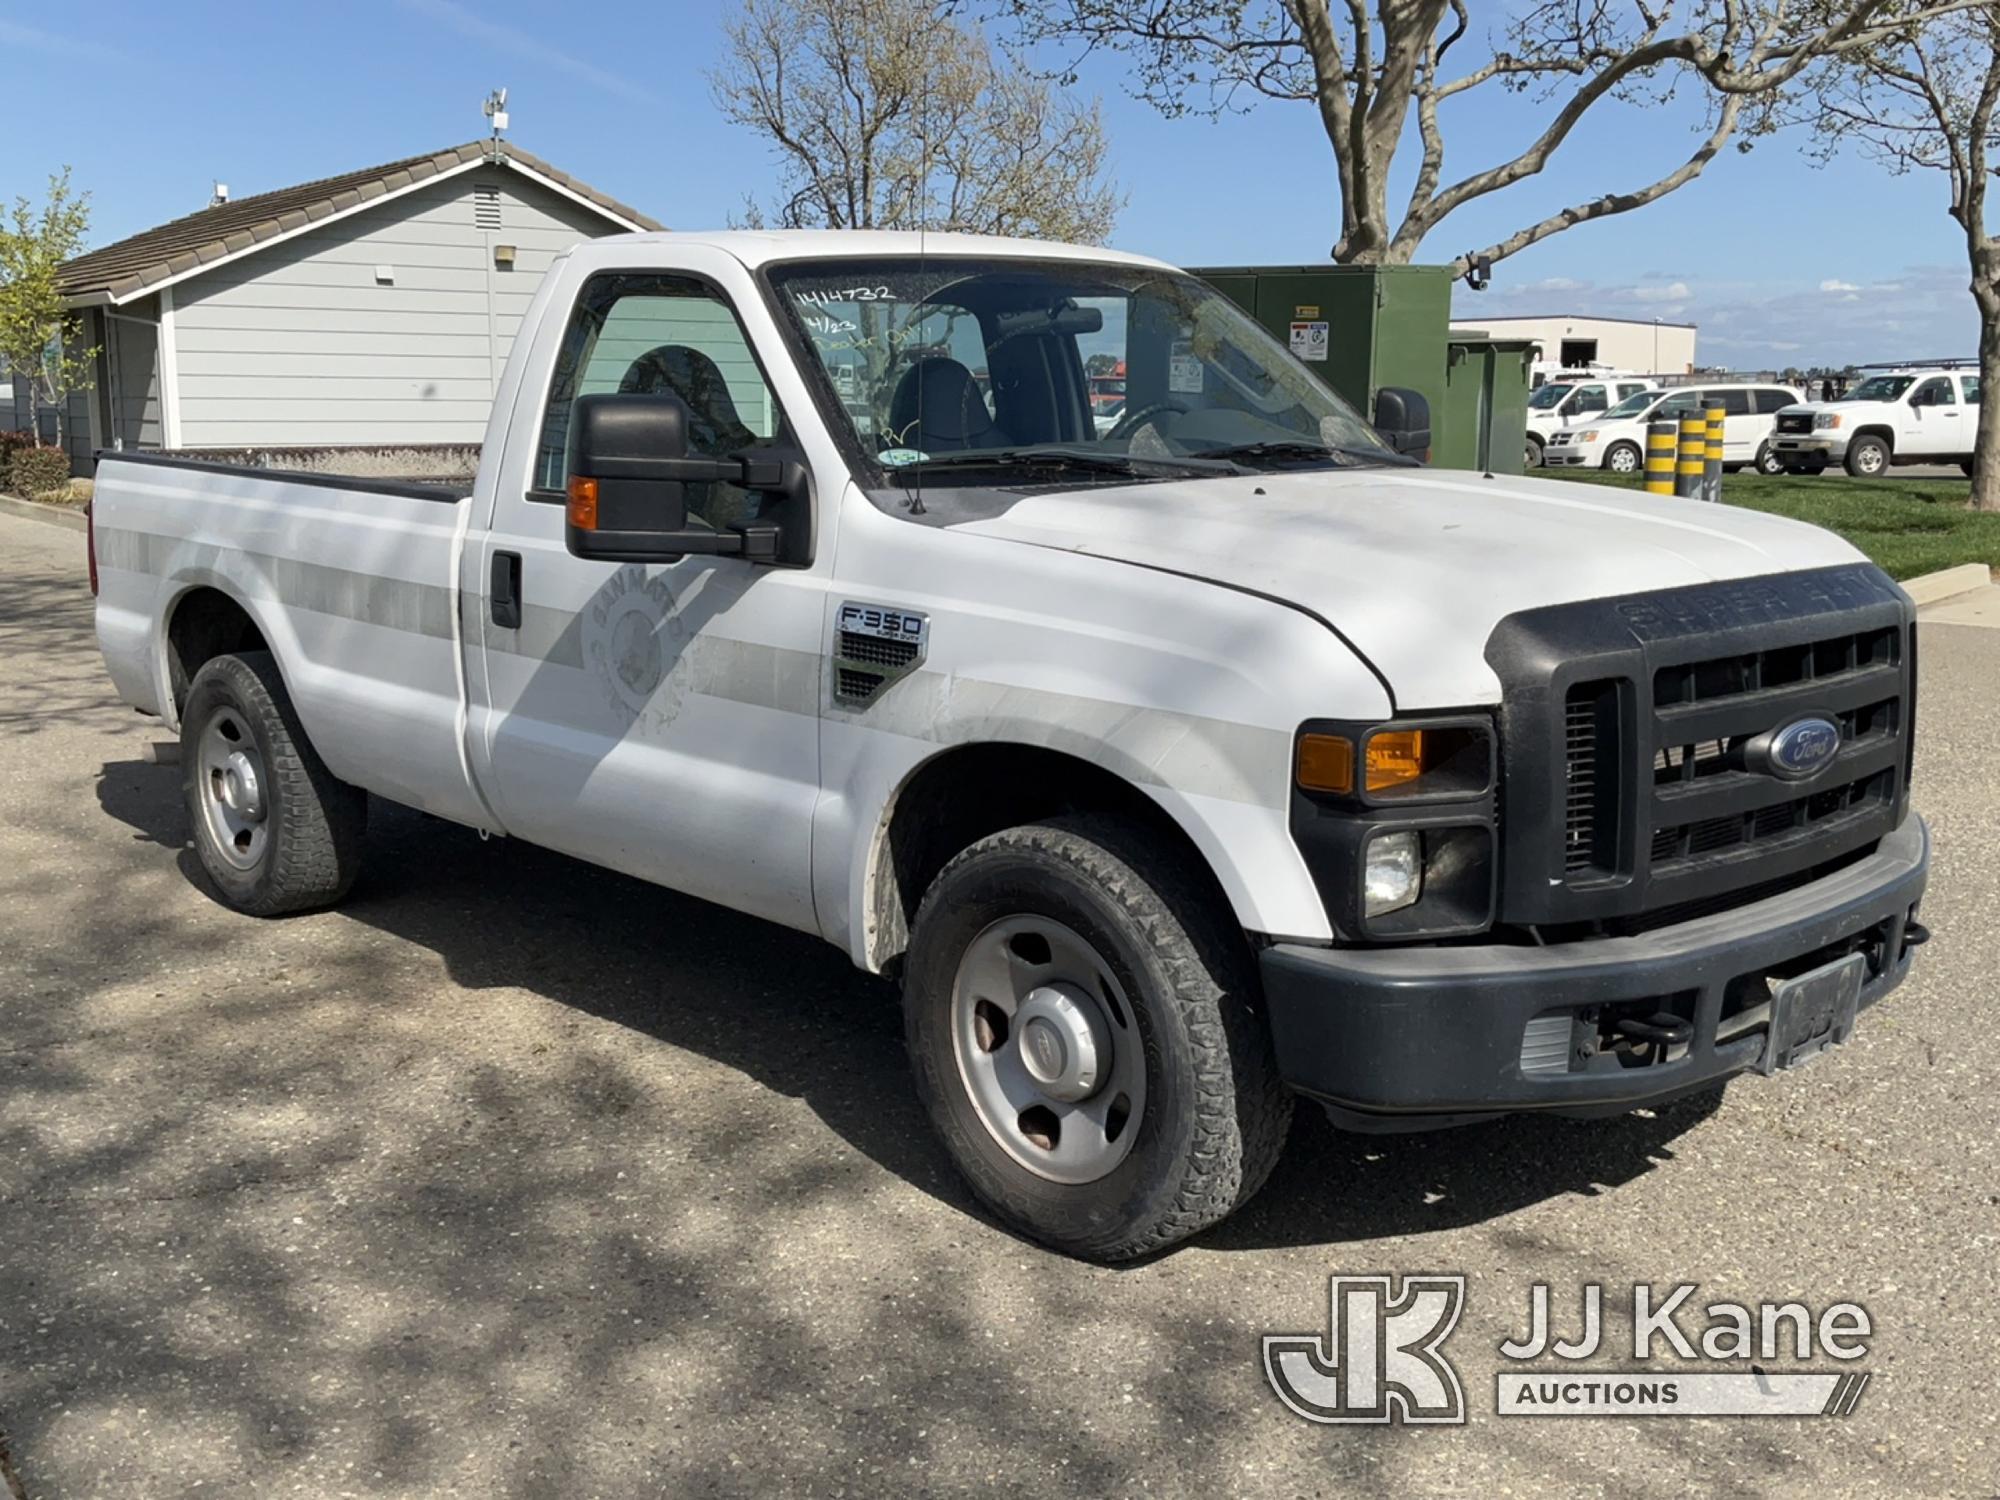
left=483, top=87, right=510, bottom=161
left=909, top=65, right=931, bottom=516
left=209, top=181, right=230, bottom=208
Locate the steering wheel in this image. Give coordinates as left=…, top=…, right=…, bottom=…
left=1106, top=400, right=1182, bottom=443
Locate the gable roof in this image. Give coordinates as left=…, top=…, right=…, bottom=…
left=59, top=140, right=663, bottom=305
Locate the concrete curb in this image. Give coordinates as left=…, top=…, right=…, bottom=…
left=0, top=493, right=87, bottom=533
left=1901, top=562, right=1992, bottom=607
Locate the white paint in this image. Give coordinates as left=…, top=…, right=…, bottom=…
left=156, top=285, right=183, bottom=447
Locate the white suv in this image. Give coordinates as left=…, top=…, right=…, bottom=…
left=1524, top=377, right=1652, bottom=467
left=1770, top=369, right=1983, bottom=476
left=1544, top=383, right=1805, bottom=475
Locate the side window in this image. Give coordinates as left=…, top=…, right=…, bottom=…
left=1912, top=376, right=1955, bottom=406
left=1754, top=389, right=1795, bottom=414
left=535, top=273, right=784, bottom=525
left=1657, top=392, right=1700, bottom=420
left=1719, top=389, right=1752, bottom=417
left=1964, top=375, right=1982, bottom=404
left=1617, top=382, right=1647, bottom=401
left=1571, top=384, right=1609, bottom=414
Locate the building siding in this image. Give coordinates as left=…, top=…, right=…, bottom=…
left=169, top=165, right=622, bottom=448
left=1448, top=315, right=1698, bottom=376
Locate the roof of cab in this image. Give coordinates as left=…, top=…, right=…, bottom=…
left=579, top=228, right=1179, bottom=272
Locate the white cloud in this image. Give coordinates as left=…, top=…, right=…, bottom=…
left=1629, top=281, right=1692, bottom=303
left=1820, top=279, right=1862, bottom=292
left=1524, top=276, right=1587, bottom=293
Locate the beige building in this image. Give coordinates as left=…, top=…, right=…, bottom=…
left=1447, top=313, right=1697, bottom=377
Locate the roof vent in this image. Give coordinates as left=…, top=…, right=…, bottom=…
left=210, top=181, right=229, bottom=207
left=474, top=185, right=502, bottom=230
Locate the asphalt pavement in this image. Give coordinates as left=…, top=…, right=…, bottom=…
left=1, top=509, right=1995, bottom=1498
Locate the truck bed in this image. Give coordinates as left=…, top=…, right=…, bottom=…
left=97, top=449, right=473, bottom=503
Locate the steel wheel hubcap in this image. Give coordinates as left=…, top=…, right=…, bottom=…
left=950, top=915, right=1145, bottom=1184
left=197, top=709, right=270, bottom=870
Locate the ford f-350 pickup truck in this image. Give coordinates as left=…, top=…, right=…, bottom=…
left=91, top=230, right=1930, bottom=1260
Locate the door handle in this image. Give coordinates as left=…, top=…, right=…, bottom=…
left=490, top=550, right=522, bottom=629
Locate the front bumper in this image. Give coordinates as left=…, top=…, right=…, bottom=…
left=1542, top=449, right=1596, bottom=467
left=1258, top=814, right=1928, bottom=1130
left=1772, top=434, right=1844, bottom=461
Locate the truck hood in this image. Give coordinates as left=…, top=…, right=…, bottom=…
left=956, top=467, right=1865, bottom=707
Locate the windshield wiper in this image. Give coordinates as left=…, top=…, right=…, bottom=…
left=1193, top=440, right=1404, bottom=468
left=883, top=445, right=1235, bottom=479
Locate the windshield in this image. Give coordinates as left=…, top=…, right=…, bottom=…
left=1850, top=375, right=1916, bottom=402
left=766, top=257, right=1394, bottom=485
left=1604, top=390, right=1664, bottom=420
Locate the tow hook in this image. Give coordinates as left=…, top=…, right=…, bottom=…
left=1610, top=1012, right=1694, bottom=1063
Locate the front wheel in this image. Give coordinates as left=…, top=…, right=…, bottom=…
left=1845, top=435, right=1890, bottom=477
left=903, top=817, right=1291, bottom=1261
left=181, top=651, right=367, bottom=915
left=1525, top=437, right=1545, bottom=468
left=1756, top=444, right=1787, bottom=476
left=1603, top=441, right=1642, bottom=474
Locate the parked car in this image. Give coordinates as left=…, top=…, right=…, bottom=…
left=89, top=229, right=1930, bottom=1261
left=1770, top=368, right=1983, bottom=476
left=1545, top=383, right=1805, bottom=475
left=1525, top=376, right=1653, bottom=467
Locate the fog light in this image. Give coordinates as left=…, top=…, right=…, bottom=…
left=1364, top=831, right=1422, bottom=918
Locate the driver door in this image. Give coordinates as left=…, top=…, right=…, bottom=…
left=1901, top=376, right=1961, bottom=457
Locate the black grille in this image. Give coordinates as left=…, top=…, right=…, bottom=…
left=1775, top=412, right=1814, bottom=435
left=834, top=667, right=884, bottom=702
left=1488, top=564, right=1915, bottom=929
left=838, top=630, right=919, bottom=669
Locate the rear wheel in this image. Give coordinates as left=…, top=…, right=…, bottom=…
left=181, top=651, right=366, bottom=915
left=903, top=817, right=1290, bottom=1261
left=1603, top=441, right=1642, bottom=474
left=1963, top=460, right=1977, bottom=478
left=1845, top=434, right=1890, bottom=477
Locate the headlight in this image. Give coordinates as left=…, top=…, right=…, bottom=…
left=1575, top=429, right=1600, bottom=443
left=1363, top=831, right=1422, bottom=917
left=1815, top=413, right=1842, bottom=430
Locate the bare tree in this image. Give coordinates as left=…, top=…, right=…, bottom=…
left=1803, top=7, right=2000, bottom=509
left=710, top=0, right=1123, bottom=244
left=996, top=0, right=1979, bottom=274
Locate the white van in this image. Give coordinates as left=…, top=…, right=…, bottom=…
left=1543, top=383, right=1805, bottom=475
left=1524, top=377, right=1653, bottom=466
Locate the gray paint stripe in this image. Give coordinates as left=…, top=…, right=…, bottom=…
left=99, top=527, right=1292, bottom=804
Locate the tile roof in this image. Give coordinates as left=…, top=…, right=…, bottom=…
left=59, top=140, right=662, bottom=303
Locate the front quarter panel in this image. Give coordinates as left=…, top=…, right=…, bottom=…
left=815, top=490, right=1394, bottom=964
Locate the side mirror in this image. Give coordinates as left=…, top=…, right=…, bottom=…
left=564, top=392, right=786, bottom=563
left=1373, top=387, right=1432, bottom=459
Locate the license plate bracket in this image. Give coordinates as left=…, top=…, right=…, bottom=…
left=1759, top=952, right=1867, bottom=1074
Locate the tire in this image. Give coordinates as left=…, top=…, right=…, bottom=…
left=1603, top=441, right=1642, bottom=474
left=1845, top=434, right=1890, bottom=477
left=1525, top=437, right=1545, bottom=468
left=1756, top=444, right=1786, bottom=477
left=902, top=816, right=1291, bottom=1261
left=181, top=650, right=367, bottom=915
left=1963, top=460, right=1977, bottom=478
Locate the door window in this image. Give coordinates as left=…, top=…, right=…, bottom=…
left=1754, top=389, right=1796, bottom=414
left=1911, top=377, right=1955, bottom=407
left=1717, top=390, right=1752, bottom=417
left=1569, top=384, right=1609, bottom=414
left=1964, top=375, right=1982, bottom=404
left=534, top=273, right=787, bottom=526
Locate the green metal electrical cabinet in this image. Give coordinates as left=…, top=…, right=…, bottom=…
left=1438, top=332, right=1536, bottom=474
left=1191, top=262, right=1451, bottom=435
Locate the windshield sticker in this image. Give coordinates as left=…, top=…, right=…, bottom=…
left=1169, top=342, right=1204, bottom=394
left=794, top=285, right=894, bottom=307
left=877, top=448, right=930, bottom=467
left=1289, top=320, right=1330, bottom=362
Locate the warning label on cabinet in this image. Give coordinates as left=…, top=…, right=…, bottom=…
left=1289, top=320, right=1329, bottom=362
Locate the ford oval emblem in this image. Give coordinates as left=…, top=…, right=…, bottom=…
left=1768, top=716, right=1841, bottom=779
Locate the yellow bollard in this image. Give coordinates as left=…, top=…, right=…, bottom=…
left=1645, top=420, right=1678, bottom=496
left=1704, top=402, right=1726, bottom=503
left=1676, top=413, right=1707, bottom=499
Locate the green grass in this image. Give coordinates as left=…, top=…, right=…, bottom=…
left=1546, top=467, right=2000, bottom=581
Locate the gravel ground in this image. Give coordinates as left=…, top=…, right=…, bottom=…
left=0, top=509, right=1994, bottom=1498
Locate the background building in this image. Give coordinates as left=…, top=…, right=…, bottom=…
left=1446, top=312, right=1697, bottom=376
left=15, top=141, right=660, bottom=471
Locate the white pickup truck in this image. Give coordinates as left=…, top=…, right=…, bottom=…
left=1771, top=368, right=1983, bottom=475
left=90, top=230, right=1930, bottom=1260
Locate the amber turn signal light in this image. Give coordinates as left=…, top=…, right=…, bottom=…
left=566, top=476, right=599, bottom=531
left=1364, top=730, right=1426, bottom=792
left=1296, top=733, right=1355, bottom=794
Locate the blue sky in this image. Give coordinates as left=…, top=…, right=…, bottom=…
left=3, top=0, right=1978, bottom=368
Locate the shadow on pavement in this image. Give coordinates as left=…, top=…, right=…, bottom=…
left=98, top=759, right=1721, bottom=1254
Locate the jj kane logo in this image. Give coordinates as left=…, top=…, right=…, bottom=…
left=1266, top=1277, right=1874, bottom=1425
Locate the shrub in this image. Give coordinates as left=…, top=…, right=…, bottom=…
left=0, top=429, right=34, bottom=466
left=7, top=444, right=73, bottom=499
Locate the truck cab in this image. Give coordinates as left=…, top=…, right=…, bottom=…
left=91, top=230, right=1931, bottom=1261
left=1771, top=367, right=1983, bottom=476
